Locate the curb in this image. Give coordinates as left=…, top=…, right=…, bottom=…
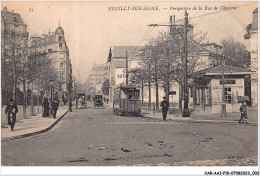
left=142, top=115, right=258, bottom=125
left=1, top=109, right=69, bottom=142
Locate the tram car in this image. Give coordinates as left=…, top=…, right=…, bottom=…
left=113, top=85, right=141, bottom=116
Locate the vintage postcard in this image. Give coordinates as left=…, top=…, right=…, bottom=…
left=1, top=1, right=258, bottom=175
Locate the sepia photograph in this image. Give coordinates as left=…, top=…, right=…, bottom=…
left=1, top=0, right=259, bottom=175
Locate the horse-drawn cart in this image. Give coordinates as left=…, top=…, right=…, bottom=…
left=77, top=93, right=87, bottom=109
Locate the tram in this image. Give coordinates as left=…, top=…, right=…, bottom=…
left=113, top=84, right=141, bottom=116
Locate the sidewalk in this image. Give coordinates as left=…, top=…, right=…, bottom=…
left=142, top=108, right=258, bottom=125
left=1, top=106, right=69, bottom=141
left=1, top=105, right=44, bottom=127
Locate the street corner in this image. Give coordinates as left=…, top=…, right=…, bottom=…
left=1, top=108, right=69, bottom=142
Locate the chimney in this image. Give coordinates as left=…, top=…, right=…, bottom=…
left=3, top=7, right=7, bottom=12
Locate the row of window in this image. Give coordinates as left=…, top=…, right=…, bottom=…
left=47, top=49, right=65, bottom=58
left=195, top=87, right=233, bottom=105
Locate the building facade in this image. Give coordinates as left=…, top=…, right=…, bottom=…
left=107, top=46, right=144, bottom=104
left=86, top=64, right=108, bottom=98
left=244, top=8, right=258, bottom=107
left=194, top=65, right=252, bottom=114
left=1, top=7, right=28, bottom=104
left=30, top=24, right=73, bottom=102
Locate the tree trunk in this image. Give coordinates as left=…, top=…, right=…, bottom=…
left=193, top=84, right=196, bottom=109
left=141, top=79, right=144, bottom=104
left=179, top=82, right=183, bottom=114
left=37, top=93, right=40, bottom=114
left=155, top=80, right=159, bottom=112
left=165, top=75, right=170, bottom=101
left=31, top=81, right=34, bottom=116
left=148, top=66, right=151, bottom=111
left=154, top=62, right=159, bottom=111
left=12, top=51, right=16, bottom=102
left=23, top=81, right=27, bottom=118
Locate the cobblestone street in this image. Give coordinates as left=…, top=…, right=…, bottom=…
left=2, top=105, right=258, bottom=166
left=133, top=157, right=257, bottom=166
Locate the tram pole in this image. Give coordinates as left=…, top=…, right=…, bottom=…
left=182, top=11, right=190, bottom=117
left=126, top=50, right=128, bottom=85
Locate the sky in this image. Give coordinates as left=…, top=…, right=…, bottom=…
left=2, top=1, right=258, bottom=83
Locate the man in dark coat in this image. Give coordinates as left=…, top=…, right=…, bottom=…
left=52, top=98, right=59, bottom=118
left=69, top=99, right=73, bottom=112
left=239, top=101, right=248, bottom=123
left=160, top=97, right=169, bottom=121
left=5, top=98, right=18, bottom=131
left=42, top=98, right=50, bottom=117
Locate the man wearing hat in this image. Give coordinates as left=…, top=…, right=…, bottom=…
left=51, top=98, right=59, bottom=118
left=5, top=98, right=18, bottom=131
left=160, top=97, right=169, bottom=121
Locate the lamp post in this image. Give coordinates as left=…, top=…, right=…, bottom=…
left=49, top=78, right=54, bottom=103
left=74, top=82, right=77, bottom=99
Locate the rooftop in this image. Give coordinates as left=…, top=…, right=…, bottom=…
left=1, top=7, right=25, bottom=25
left=112, top=46, right=145, bottom=58
left=194, top=65, right=252, bottom=75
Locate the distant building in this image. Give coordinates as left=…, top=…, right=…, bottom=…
left=86, top=64, right=108, bottom=97
left=244, top=8, right=258, bottom=107
left=1, top=7, right=29, bottom=104
left=107, top=46, right=145, bottom=103
left=30, top=24, right=73, bottom=101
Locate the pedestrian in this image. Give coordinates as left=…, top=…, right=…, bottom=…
left=75, top=97, right=79, bottom=109
left=160, top=97, right=169, bottom=121
left=106, top=98, right=109, bottom=104
left=42, top=98, right=50, bottom=117
left=52, top=98, right=59, bottom=119
left=239, top=101, right=247, bottom=123
left=78, top=97, right=82, bottom=108
left=5, top=98, right=18, bottom=131
left=69, top=99, right=73, bottom=112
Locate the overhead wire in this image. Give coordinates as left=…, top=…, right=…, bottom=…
left=128, top=27, right=155, bottom=70
left=127, top=2, right=257, bottom=80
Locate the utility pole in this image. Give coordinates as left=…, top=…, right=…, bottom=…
left=126, top=50, right=128, bottom=85
left=148, top=11, right=190, bottom=117
left=221, top=55, right=227, bottom=117
left=182, top=11, right=190, bottom=117
left=2, top=17, right=7, bottom=106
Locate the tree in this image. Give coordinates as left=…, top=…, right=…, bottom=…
left=141, top=28, right=208, bottom=113
left=101, top=79, right=109, bottom=96
left=129, top=67, right=146, bottom=105
left=221, top=39, right=250, bottom=68
left=1, top=26, right=29, bottom=104
left=26, top=46, right=61, bottom=116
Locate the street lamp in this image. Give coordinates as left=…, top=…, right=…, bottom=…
left=49, top=78, right=54, bottom=103
left=74, top=82, right=77, bottom=98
